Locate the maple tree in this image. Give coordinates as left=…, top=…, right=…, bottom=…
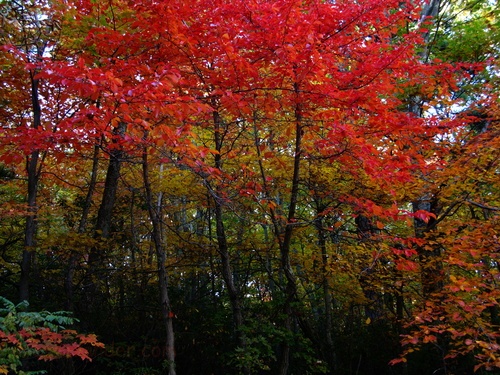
left=0, top=0, right=499, bottom=374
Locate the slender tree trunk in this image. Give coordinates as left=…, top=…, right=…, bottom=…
left=211, top=110, right=247, bottom=367
left=277, top=89, right=303, bottom=375
left=253, top=120, right=277, bottom=303
left=142, top=142, right=176, bottom=375
left=252, top=95, right=303, bottom=375
left=9, top=0, right=49, bottom=304
left=213, top=194, right=245, bottom=338
left=19, top=68, right=42, bottom=303
left=78, top=144, right=101, bottom=235
left=315, top=214, right=335, bottom=372
left=20, top=151, right=39, bottom=302
left=65, top=143, right=100, bottom=311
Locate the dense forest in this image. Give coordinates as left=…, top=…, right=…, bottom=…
left=0, top=0, right=499, bottom=374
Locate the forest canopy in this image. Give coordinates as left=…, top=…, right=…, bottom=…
left=0, top=0, right=499, bottom=374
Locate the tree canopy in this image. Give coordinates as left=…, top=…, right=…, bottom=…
left=0, top=0, right=499, bottom=374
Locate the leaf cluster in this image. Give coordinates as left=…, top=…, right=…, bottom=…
left=0, top=297, right=103, bottom=375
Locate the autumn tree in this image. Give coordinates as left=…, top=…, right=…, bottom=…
left=0, top=0, right=64, bottom=302
left=1, top=0, right=498, bottom=374
left=388, top=1, right=500, bottom=372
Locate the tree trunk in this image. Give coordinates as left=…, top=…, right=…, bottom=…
left=142, top=142, right=176, bottom=375
left=355, top=214, right=384, bottom=320
left=253, top=90, right=304, bottom=375
left=211, top=110, right=247, bottom=366
left=413, top=199, right=443, bottom=297
left=19, top=67, right=42, bottom=303
left=411, top=0, right=444, bottom=298
left=20, top=150, right=39, bottom=302
left=277, top=90, right=303, bottom=375
left=315, top=214, right=335, bottom=372
left=65, top=143, right=101, bottom=311
left=83, top=122, right=126, bottom=322
left=94, top=124, right=126, bottom=239
left=213, top=194, right=245, bottom=340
